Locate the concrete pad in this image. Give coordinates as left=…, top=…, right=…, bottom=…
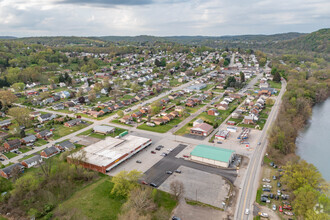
left=159, top=166, right=230, bottom=208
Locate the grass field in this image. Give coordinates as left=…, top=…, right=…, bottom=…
left=138, top=117, right=184, bottom=133
left=78, top=127, right=127, bottom=139
left=110, top=119, right=133, bottom=127
left=268, top=81, right=282, bottom=89
left=3, top=152, right=17, bottom=159
left=51, top=122, right=92, bottom=140
left=55, top=177, right=177, bottom=220
left=34, top=139, right=48, bottom=146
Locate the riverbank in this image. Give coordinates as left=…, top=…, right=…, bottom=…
left=296, top=98, right=330, bottom=180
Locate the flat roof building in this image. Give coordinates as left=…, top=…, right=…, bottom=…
left=68, top=135, right=152, bottom=173
left=190, top=144, right=235, bottom=168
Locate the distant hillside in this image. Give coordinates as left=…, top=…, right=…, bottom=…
left=275, top=28, right=329, bottom=53
left=12, top=36, right=106, bottom=46
left=0, top=36, right=16, bottom=39
left=97, top=32, right=305, bottom=44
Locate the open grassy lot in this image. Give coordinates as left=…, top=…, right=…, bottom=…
left=34, top=139, right=48, bottom=146
left=55, top=177, right=177, bottom=220
left=78, top=127, right=127, bottom=139
left=52, top=122, right=92, bottom=140
left=268, top=81, right=282, bottom=89
left=75, top=112, right=116, bottom=121
left=110, top=119, right=133, bottom=127
left=3, top=152, right=17, bottom=159
left=138, top=117, right=184, bottom=133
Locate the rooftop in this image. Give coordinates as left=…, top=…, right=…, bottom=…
left=69, top=135, right=150, bottom=167
left=190, top=144, right=235, bottom=163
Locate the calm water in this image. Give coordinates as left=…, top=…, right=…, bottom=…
left=296, top=98, right=330, bottom=181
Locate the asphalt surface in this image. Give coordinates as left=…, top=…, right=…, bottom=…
left=143, top=144, right=237, bottom=187
left=234, top=79, right=287, bottom=220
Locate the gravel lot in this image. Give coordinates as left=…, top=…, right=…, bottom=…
left=159, top=166, right=230, bottom=208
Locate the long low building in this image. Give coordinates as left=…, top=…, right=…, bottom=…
left=190, top=144, right=235, bottom=168
left=67, top=135, right=152, bottom=173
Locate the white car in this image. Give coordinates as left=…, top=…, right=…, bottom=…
left=262, top=178, right=271, bottom=183
left=258, top=212, right=269, bottom=218
left=272, top=204, right=276, bottom=211
left=263, top=184, right=272, bottom=188
left=168, top=148, right=173, bottom=152
left=245, top=209, right=249, bottom=215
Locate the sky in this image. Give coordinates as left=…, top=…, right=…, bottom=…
left=0, top=0, right=329, bottom=37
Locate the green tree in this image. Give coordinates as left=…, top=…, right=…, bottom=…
left=0, top=90, right=17, bottom=109
left=12, top=82, right=25, bottom=92
left=293, top=184, right=319, bottom=217
left=117, top=110, right=124, bottom=118
left=240, top=72, right=245, bottom=82
left=111, top=170, right=142, bottom=197
left=8, top=107, right=32, bottom=127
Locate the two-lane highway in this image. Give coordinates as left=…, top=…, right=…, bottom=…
left=235, top=80, right=286, bottom=219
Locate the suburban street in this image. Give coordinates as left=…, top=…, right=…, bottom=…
left=234, top=79, right=287, bottom=220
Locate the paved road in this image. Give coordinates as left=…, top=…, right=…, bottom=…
left=234, top=79, right=287, bottom=220
left=143, top=144, right=237, bottom=187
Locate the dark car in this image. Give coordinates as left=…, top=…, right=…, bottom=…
left=269, top=193, right=274, bottom=199
left=151, top=151, right=156, bottom=154
left=273, top=175, right=277, bottom=180
left=174, top=170, right=182, bottom=173
left=261, top=194, right=268, bottom=198
left=275, top=195, right=279, bottom=200
left=136, top=160, right=142, bottom=163
left=172, top=217, right=181, bottom=220
left=166, top=171, right=173, bottom=174
left=262, top=188, right=271, bottom=192
left=150, top=183, right=157, bottom=187
left=155, top=146, right=161, bottom=151
left=277, top=182, right=281, bottom=187
left=270, top=162, right=274, bottom=167
left=260, top=197, right=268, bottom=202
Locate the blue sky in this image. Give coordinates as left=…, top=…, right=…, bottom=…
left=0, top=0, right=329, bottom=37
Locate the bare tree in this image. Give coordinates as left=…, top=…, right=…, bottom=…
left=170, top=180, right=185, bottom=200
left=122, top=187, right=156, bottom=213
left=68, top=149, right=87, bottom=173
left=38, top=158, right=53, bottom=178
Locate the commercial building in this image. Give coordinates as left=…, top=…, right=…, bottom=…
left=67, top=135, right=152, bottom=173
left=190, top=123, right=214, bottom=137
left=190, top=144, right=235, bottom=168
left=215, top=130, right=230, bottom=140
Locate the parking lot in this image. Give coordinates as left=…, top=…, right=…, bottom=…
left=159, top=166, right=231, bottom=208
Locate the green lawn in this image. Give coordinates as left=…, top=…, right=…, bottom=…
left=34, top=139, right=48, bottom=146
left=55, top=177, right=177, bottom=220
left=20, top=147, right=32, bottom=153
left=138, top=117, right=183, bottom=133
left=51, top=123, right=92, bottom=140
left=78, top=127, right=127, bottom=139
left=3, top=152, right=17, bottom=159
left=75, top=112, right=115, bottom=121
left=110, top=119, right=133, bottom=127
left=268, top=81, right=282, bottom=89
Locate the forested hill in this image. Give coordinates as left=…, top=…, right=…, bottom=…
left=275, top=28, right=329, bottom=53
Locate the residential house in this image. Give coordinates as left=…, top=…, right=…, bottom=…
left=88, top=110, right=104, bottom=118
left=217, top=101, right=229, bottom=111
left=21, top=135, right=37, bottom=144
left=38, top=113, right=56, bottom=123
left=36, top=130, right=53, bottom=140
left=175, top=106, right=185, bottom=112
left=119, top=115, right=133, bottom=124
left=163, top=114, right=174, bottom=121
left=0, top=163, right=24, bottom=179
left=153, top=118, right=167, bottom=125
left=40, top=146, right=59, bottom=158
left=52, top=104, right=65, bottom=110
left=207, top=108, right=219, bottom=116
left=243, top=115, right=256, bottom=124
left=185, top=99, right=196, bottom=107
left=4, top=139, right=21, bottom=152
left=64, top=118, right=83, bottom=127
left=52, top=95, right=61, bottom=102
left=99, top=108, right=110, bottom=115
left=132, top=111, right=143, bottom=118
left=0, top=119, right=11, bottom=128
left=93, top=125, right=115, bottom=135
left=190, top=123, right=214, bottom=137
left=29, top=111, right=41, bottom=120
left=55, top=140, right=75, bottom=152
left=21, top=155, right=42, bottom=168
left=231, top=111, right=242, bottom=119
left=64, top=101, right=75, bottom=108
left=60, top=91, right=71, bottom=99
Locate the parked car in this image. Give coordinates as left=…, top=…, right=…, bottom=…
left=273, top=175, right=277, bottom=180
left=277, top=182, right=281, bottom=187
left=258, top=212, right=269, bottom=218
left=283, top=205, right=292, bottom=210
left=161, top=153, right=168, bottom=157
left=174, top=170, right=182, bottom=173
left=151, top=151, right=156, bottom=154
left=262, top=178, right=271, bottom=183
left=262, top=188, right=271, bottom=192
left=269, top=193, right=274, bottom=199
left=270, top=162, right=274, bottom=167
left=263, top=184, right=272, bottom=188
left=245, top=209, right=249, bottom=215
left=217, top=141, right=222, bottom=144
left=279, top=206, right=283, bottom=212
left=141, top=181, right=148, bottom=185
left=284, top=211, right=294, bottom=216
left=166, top=171, right=173, bottom=174
left=150, top=183, right=157, bottom=187
left=172, top=217, right=181, bottom=220
left=275, top=195, right=279, bottom=200
left=136, top=160, right=142, bottom=163
left=155, top=146, right=161, bottom=151
left=261, top=197, right=268, bottom=203
left=272, top=204, right=277, bottom=211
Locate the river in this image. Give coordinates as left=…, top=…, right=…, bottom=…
left=296, top=98, right=330, bottom=181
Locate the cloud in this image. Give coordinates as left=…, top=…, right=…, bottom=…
left=0, top=0, right=329, bottom=37
left=57, top=0, right=153, bottom=7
